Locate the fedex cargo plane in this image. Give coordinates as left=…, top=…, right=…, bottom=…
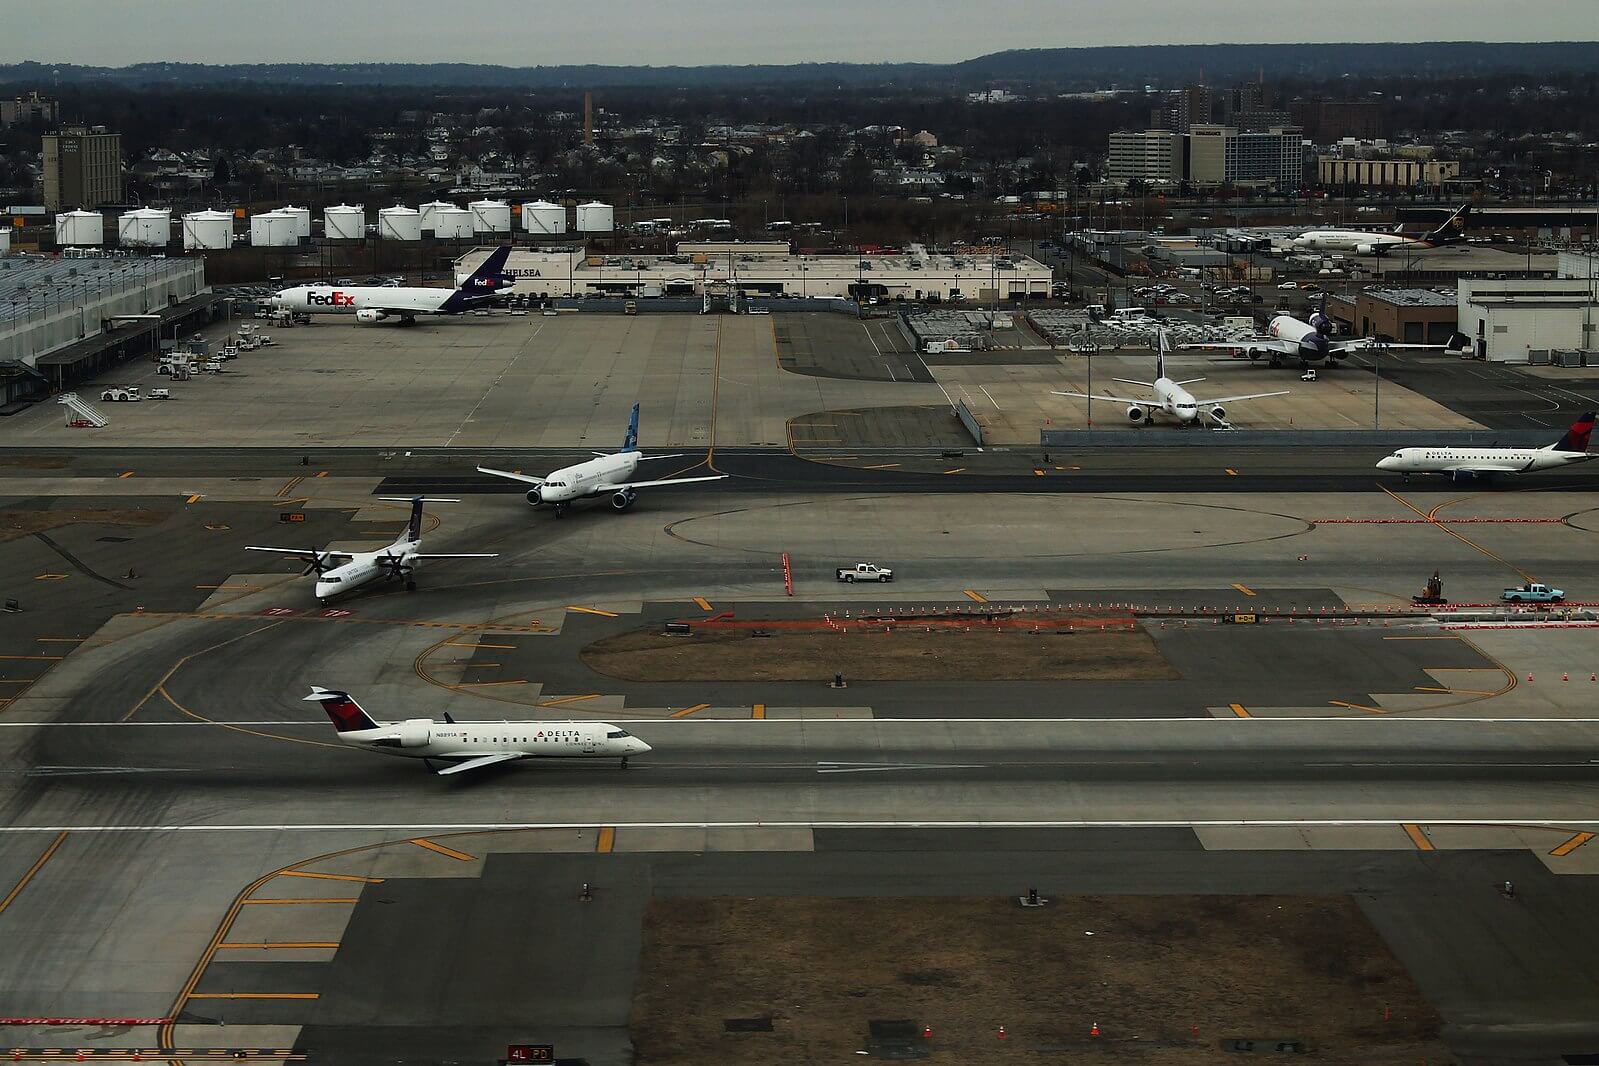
left=271, top=245, right=512, bottom=325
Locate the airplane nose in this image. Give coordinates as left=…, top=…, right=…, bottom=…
left=1375, top=457, right=1395, bottom=470
left=630, top=738, right=652, bottom=755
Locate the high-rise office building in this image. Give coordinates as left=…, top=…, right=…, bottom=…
left=43, top=126, right=123, bottom=210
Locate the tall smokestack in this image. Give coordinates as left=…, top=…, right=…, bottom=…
left=584, top=91, right=593, bottom=146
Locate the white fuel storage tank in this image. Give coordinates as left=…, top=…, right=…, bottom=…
left=323, top=204, right=366, bottom=241
left=575, top=201, right=614, bottom=233
left=118, top=207, right=172, bottom=247
left=280, top=205, right=311, bottom=240
left=419, top=200, right=454, bottom=232
left=469, top=199, right=512, bottom=234
left=55, top=209, right=104, bottom=246
left=250, top=209, right=299, bottom=247
left=522, top=199, right=566, bottom=235
left=182, top=209, right=234, bottom=250
left=432, top=206, right=474, bottom=239
left=378, top=205, right=422, bottom=241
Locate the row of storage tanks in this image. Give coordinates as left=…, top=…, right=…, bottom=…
left=52, top=200, right=617, bottom=249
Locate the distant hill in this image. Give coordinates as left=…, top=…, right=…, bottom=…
left=2, top=42, right=1595, bottom=91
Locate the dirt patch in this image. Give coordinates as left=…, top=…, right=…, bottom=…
left=0, top=508, right=168, bottom=543
left=582, top=626, right=1175, bottom=682
left=631, top=896, right=1449, bottom=1065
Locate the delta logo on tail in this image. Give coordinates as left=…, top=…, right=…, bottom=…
left=1552, top=412, right=1596, bottom=453
left=310, top=688, right=379, bottom=732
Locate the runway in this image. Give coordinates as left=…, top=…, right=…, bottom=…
left=5, top=719, right=1599, bottom=832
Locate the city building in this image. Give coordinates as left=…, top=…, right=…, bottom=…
left=0, top=91, right=57, bottom=127
left=1288, top=100, right=1385, bottom=142
left=1457, top=277, right=1598, bottom=362
left=42, top=126, right=123, bottom=210
left=1317, top=156, right=1461, bottom=189
left=1106, top=130, right=1182, bottom=187
left=1151, top=84, right=1213, bottom=133
left=1186, top=124, right=1306, bottom=190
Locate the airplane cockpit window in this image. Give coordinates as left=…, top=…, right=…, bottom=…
left=607, top=729, right=631, bottom=738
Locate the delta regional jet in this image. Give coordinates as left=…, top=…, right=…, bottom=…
left=1055, top=330, right=1286, bottom=428
left=477, top=403, right=727, bottom=516
left=271, top=246, right=512, bottom=325
left=247, top=496, right=496, bottom=604
left=1376, top=412, right=1596, bottom=481
left=307, top=687, right=651, bottom=776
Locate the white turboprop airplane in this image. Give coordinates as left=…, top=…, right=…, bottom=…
left=1055, top=331, right=1286, bottom=428
left=270, top=246, right=512, bottom=325
left=247, top=496, right=496, bottom=605
left=306, top=687, right=651, bottom=776
left=1290, top=204, right=1471, bottom=256
left=1182, top=302, right=1467, bottom=370
left=477, top=403, right=727, bottom=516
left=1376, top=412, right=1596, bottom=482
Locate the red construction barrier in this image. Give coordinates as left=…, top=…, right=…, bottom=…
left=0, top=1019, right=171, bottom=1026
left=781, top=552, right=794, bottom=597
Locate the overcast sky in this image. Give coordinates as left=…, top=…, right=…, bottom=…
left=5, top=0, right=1594, bottom=66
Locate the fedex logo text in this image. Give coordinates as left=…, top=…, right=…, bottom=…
left=306, top=290, right=357, bottom=307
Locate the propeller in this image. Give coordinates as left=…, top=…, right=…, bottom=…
left=377, top=553, right=411, bottom=579
left=301, top=551, right=334, bottom=576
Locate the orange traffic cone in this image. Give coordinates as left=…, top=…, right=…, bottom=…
left=997, top=1025, right=1008, bottom=1041
left=1090, top=1021, right=1102, bottom=1038
left=1563, top=672, right=1570, bottom=682
left=1527, top=673, right=1535, bottom=682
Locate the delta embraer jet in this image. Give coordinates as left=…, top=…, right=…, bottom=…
left=476, top=403, right=726, bottom=516
left=271, top=245, right=512, bottom=325
left=1055, top=330, right=1286, bottom=428
left=306, top=687, right=651, bottom=776
left=1376, top=412, right=1596, bottom=481
left=247, top=496, right=496, bottom=604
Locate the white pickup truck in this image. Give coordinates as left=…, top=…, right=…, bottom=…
left=837, top=563, right=894, bottom=583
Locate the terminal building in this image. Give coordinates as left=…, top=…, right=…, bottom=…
left=0, top=253, right=217, bottom=401
left=458, top=242, right=1053, bottom=304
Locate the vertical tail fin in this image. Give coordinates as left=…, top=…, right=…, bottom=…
left=442, top=245, right=512, bottom=310
left=1155, top=330, right=1169, bottom=381
left=1549, top=412, right=1595, bottom=453
left=406, top=496, right=424, bottom=542
left=1426, top=204, right=1471, bottom=244
left=304, top=687, right=381, bottom=732
left=622, top=402, right=641, bottom=453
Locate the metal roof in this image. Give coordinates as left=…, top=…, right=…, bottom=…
left=0, top=254, right=198, bottom=329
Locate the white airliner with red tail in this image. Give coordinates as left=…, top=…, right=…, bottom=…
left=307, top=687, right=651, bottom=776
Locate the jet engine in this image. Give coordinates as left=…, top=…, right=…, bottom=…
left=392, top=719, right=431, bottom=748
left=525, top=488, right=542, bottom=506
left=611, top=488, right=638, bottom=512
left=1126, top=405, right=1146, bottom=424
left=1209, top=405, right=1228, bottom=424
left=1355, top=243, right=1376, bottom=256
left=355, top=309, right=389, bottom=324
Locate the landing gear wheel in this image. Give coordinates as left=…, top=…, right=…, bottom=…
left=405, top=579, right=417, bottom=592
left=319, top=598, right=329, bottom=607
left=554, top=504, right=568, bottom=519
left=1268, top=357, right=1282, bottom=369
left=621, top=756, right=629, bottom=769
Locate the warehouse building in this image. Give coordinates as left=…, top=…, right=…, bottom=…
left=1457, top=273, right=1598, bottom=362
left=1325, top=288, right=1459, bottom=345
left=1317, top=156, right=1461, bottom=189
left=0, top=254, right=215, bottom=391
left=458, top=243, right=1052, bottom=303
